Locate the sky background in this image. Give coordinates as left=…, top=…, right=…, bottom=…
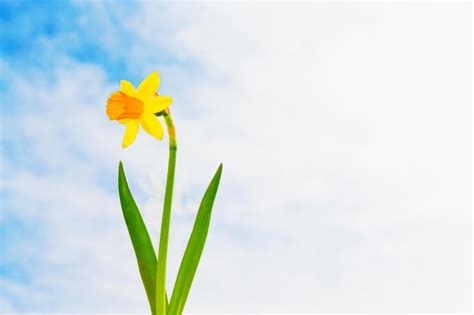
left=0, top=1, right=471, bottom=313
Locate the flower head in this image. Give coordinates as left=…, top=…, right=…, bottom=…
left=106, top=72, right=173, bottom=148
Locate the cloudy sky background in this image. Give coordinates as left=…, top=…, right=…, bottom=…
left=0, top=1, right=471, bottom=313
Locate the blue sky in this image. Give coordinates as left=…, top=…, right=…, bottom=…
left=0, top=1, right=472, bottom=313
left=0, top=1, right=184, bottom=311
left=0, top=1, right=188, bottom=89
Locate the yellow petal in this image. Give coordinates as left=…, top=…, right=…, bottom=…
left=118, top=118, right=130, bottom=125
left=139, top=112, right=164, bottom=140
left=144, top=96, right=173, bottom=114
left=122, top=119, right=139, bottom=148
left=137, top=72, right=160, bottom=100
left=120, top=80, right=136, bottom=96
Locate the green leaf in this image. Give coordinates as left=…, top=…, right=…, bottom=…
left=168, top=164, right=223, bottom=314
left=118, top=161, right=158, bottom=314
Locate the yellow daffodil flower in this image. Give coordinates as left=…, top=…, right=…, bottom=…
left=106, top=72, right=172, bottom=148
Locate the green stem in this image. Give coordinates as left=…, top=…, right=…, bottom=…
left=156, top=112, right=177, bottom=315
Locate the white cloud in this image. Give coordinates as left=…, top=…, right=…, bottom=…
left=1, top=2, right=471, bottom=313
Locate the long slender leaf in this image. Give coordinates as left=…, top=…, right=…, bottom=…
left=168, top=164, right=223, bottom=314
left=118, top=161, right=158, bottom=314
